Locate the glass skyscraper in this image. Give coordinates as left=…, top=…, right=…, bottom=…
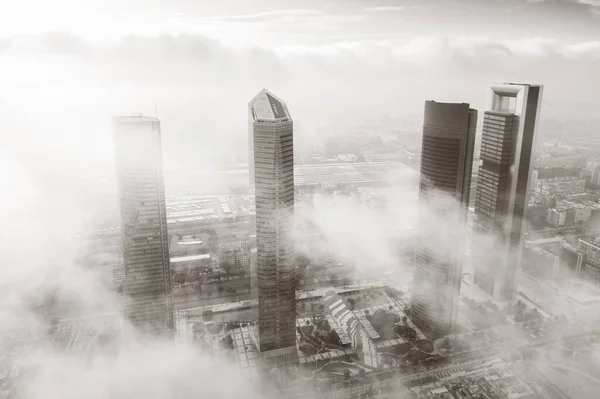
left=113, top=115, right=173, bottom=338
left=249, top=89, right=298, bottom=366
left=473, top=84, right=543, bottom=301
left=412, top=101, right=477, bottom=338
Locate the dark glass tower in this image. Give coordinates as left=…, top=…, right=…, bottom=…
left=412, top=101, right=477, bottom=338
left=473, top=84, right=543, bottom=301
left=249, top=89, right=297, bottom=366
left=113, top=115, right=173, bottom=338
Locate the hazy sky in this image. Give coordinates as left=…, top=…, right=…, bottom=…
left=1, top=3, right=600, bottom=397
left=1, top=0, right=599, bottom=176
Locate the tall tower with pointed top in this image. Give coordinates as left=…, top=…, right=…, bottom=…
left=249, top=89, right=298, bottom=366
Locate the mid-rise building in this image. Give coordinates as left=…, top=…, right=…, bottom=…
left=217, top=232, right=251, bottom=269
left=472, top=84, right=544, bottom=301
left=113, top=115, right=174, bottom=338
left=534, top=176, right=586, bottom=197
left=577, top=237, right=600, bottom=286
left=591, top=163, right=600, bottom=186
left=249, top=89, right=298, bottom=365
left=412, top=101, right=477, bottom=338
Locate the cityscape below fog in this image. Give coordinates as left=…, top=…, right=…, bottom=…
left=3, top=1, right=600, bottom=399
left=4, top=81, right=600, bottom=399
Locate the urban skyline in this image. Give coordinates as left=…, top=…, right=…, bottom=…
left=3, top=1, right=600, bottom=398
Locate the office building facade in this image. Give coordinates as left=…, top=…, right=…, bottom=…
left=412, top=101, right=477, bottom=338
left=473, top=84, right=543, bottom=301
left=249, top=89, right=298, bottom=364
left=113, top=115, right=174, bottom=338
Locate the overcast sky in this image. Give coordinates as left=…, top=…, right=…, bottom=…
left=1, top=0, right=599, bottom=177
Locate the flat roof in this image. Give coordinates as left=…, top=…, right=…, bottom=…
left=170, top=253, right=211, bottom=263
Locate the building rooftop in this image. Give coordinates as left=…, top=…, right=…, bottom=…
left=250, top=88, right=290, bottom=122
left=170, top=253, right=211, bottom=263
left=580, top=236, right=600, bottom=248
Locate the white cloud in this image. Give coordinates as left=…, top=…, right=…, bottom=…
left=203, top=9, right=320, bottom=21
left=364, top=6, right=406, bottom=12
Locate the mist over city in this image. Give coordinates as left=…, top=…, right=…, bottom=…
left=2, top=0, right=600, bottom=398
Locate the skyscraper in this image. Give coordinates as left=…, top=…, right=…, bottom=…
left=412, top=101, right=477, bottom=338
left=113, top=114, right=173, bottom=338
left=473, top=84, right=543, bottom=301
left=249, top=89, right=297, bottom=365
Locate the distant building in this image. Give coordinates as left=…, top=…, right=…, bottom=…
left=547, top=208, right=567, bottom=227
left=523, top=238, right=579, bottom=280
left=217, top=232, right=250, bottom=269
left=169, top=234, right=209, bottom=257
left=592, top=163, right=600, bottom=186
left=412, top=101, right=476, bottom=338
left=113, top=115, right=174, bottom=338
left=170, top=253, right=213, bottom=274
left=546, top=202, right=592, bottom=227
left=578, top=237, right=600, bottom=286
left=534, top=177, right=585, bottom=197
left=249, top=89, right=298, bottom=366
left=534, top=166, right=581, bottom=180
left=473, top=83, right=543, bottom=301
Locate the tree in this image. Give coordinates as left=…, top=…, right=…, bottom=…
left=343, top=369, right=351, bottom=380
left=220, top=262, right=232, bottom=279
left=402, top=316, right=408, bottom=324
left=175, top=273, right=186, bottom=285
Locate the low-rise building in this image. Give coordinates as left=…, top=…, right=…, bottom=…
left=577, top=237, right=600, bottom=286
left=217, top=232, right=251, bottom=269
left=171, top=253, right=213, bottom=274
left=535, top=177, right=586, bottom=197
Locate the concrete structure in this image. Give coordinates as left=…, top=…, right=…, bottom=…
left=534, top=177, right=585, bottom=197
left=217, top=232, right=251, bottom=269
left=578, top=237, right=600, bottom=286
left=523, top=238, right=578, bottom=280
left=412, top=101, right=477, bottom=338
left=113, top=115, right=174, bottom=338
left=170, top=253, right=213, bottom=274
left=470, top=155, right=482, bottom=209
left=547, top=202, right=592, bottom=227
left=249, top=89, right=298, bottom=365
left=473, top=84, right=543, bottom=301
left=547, top=208, right=567, bottom=227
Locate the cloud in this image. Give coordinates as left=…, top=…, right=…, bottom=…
left=577, top=0, right=600, bottom=6
left=203, top=9, right=320, bottom=22
left=364, top=6, right=406, bottom=12
left=0, top=31, right=86, bottom=54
